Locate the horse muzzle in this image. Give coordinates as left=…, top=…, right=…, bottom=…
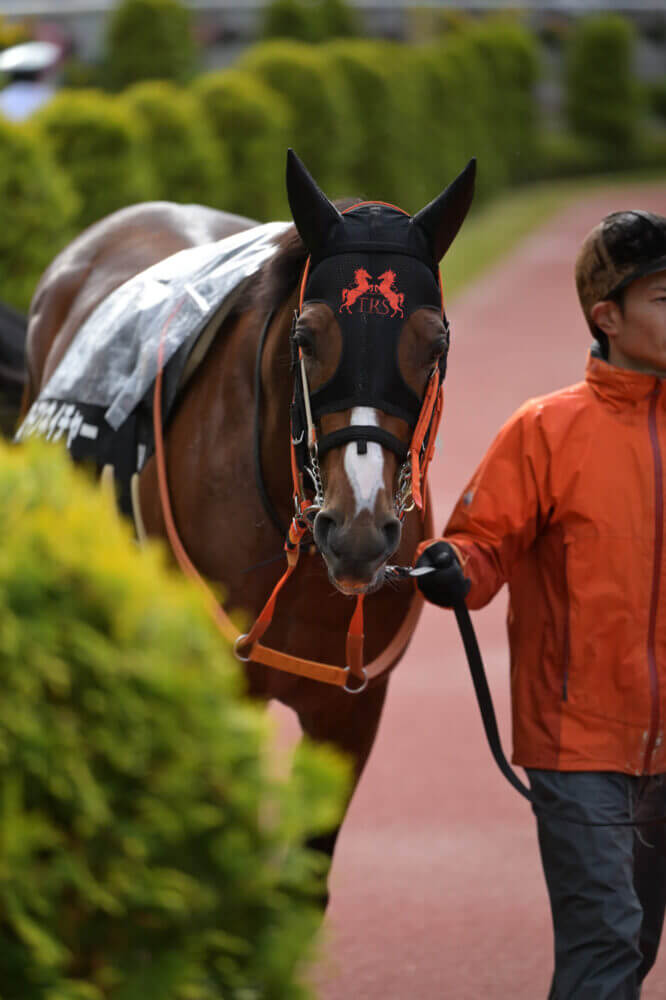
left=313, top=508, right=401, bottom=594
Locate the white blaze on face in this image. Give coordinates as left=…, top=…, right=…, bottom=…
left=343, top=407, right=385, bottom=514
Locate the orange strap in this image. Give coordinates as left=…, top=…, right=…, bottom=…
left=409, top=368, right=443, bottom=513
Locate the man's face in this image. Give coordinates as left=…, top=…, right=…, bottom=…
left=592, top=269, right=666, bottom=375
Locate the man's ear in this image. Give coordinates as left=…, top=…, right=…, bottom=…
left=590, top=300, right=622, bottom=338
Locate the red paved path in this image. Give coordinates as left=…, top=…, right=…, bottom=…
left=276, top=184, right=666, bottom=1000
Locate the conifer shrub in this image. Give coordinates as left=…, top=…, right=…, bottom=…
left=0, top=119, right=78, bottom=311
left=312, top=0, right=360, bottom=40
left=34, top=90, right=154, bottom=229
left=123, top=80, right=229, bottom=207
left=414, top=45, right=476, bottom=209
left=261, top=0, right=315, bottom=43
left=427, top=32, right=501, bottom=202
left=465, top=19, right=540, bottom=184
left=193, top=69, right=290, bottom=219
left=261, top=0, right=359, bottom=42
left=649, top=78, right=666, bottom=123
left=366, top=41, right=433, bottom=211
left=238, top=40, right=350, bottom=196
left=101, top=0, right=198, bottom=91
left=565, top=14, right=643, bottom=159
left=0, top=439, right=349, bottom=999
left=323, top=40, right=400, bottom=202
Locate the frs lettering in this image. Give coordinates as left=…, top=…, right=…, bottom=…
left=359, top=296, right=389, bottom=315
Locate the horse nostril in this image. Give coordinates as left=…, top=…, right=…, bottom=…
left=314, top=510, right=341, bottom=555
left=381, top=516, right=401, bottom=557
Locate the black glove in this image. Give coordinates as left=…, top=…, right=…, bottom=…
left=415, top=541, right=471, bottom=607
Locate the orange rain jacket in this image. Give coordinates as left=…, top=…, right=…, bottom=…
left=422, top=353, right=666, bottom=777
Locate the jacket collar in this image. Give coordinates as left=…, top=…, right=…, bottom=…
left=585, top=352, right=665, bottom=408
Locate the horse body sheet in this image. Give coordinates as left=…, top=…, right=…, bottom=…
left=17, top=220, right=290, bottom=438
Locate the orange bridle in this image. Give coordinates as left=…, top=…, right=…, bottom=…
left=151, top=249, right=444, bottom=692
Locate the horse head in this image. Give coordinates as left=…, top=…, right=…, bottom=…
left=286, top=149, right=475, bottom=595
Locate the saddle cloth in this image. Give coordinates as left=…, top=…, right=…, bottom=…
left=16, top=221, right=290, bottom=511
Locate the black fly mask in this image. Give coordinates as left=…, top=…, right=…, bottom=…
left=286, top=149, right=476, bottom=510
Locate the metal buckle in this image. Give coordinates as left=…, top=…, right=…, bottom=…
left=343, top=666, right=368, bottom=694
left=234, top=633, right=251, bottom=662
left=302, top=504, right=320, bottom=524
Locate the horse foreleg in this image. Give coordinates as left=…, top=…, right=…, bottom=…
left=296, top=677, right=390, bottom=907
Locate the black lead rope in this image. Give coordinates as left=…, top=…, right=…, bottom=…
left=450, top=597, right=666, bottom=829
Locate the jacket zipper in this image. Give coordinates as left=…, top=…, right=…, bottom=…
left=644, top=382, right=663, bottom=773
left=562, top=547, right=570, bottom=701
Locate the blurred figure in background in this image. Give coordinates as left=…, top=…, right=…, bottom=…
left=0, top=41, right=60, bottom=121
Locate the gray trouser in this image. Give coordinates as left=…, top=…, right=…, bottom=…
left=526, top=770, right=666, bottom=1000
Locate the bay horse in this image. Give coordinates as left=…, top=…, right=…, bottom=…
left=21, top=150, right=476, bottom=895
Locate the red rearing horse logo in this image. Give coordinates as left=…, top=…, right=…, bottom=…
left=339, top=267, right=406, bottom=317
left=374, top=270, right=405, bottom=317
left=340, top=268, right=373, bottom=313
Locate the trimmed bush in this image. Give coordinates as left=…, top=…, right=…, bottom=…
left=123, top=80, right=229, bottom=207
left=0, top=119, right=78, bottom=311
left=531, top=129, right=606, bottom=180
left=102, top=0, right=198, bottom=91
left=238, top=40, right=350, bottom=196
left=465, top=19, right=541, bottom=184
left=323, top=40, right=400, bottom=202
left=60, top=59, right=102, bottom=90
left=0, top=439, right=349, bottom=998
left=262, top=0, right=359, bottom=42
left=34, top=90, right=154, bottom=229
left=648, top=78, right=666, bottom=124
left=411, top=44, right=480, bottom=209
left=313, top=0, right=361, bottom=40
left=363, top=40, right=436, bottom=211
left=565, top=14, right=643, bottom=159
left=261, top=0, right=314, bottom=42
left=193, top=69, right=290, bottom=219
left=426, top=32, right=502, bottom=202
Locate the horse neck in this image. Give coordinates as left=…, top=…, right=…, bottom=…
left=257, top=291, right=299, bottom=521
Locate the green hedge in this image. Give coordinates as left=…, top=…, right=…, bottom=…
left=261, top=0, right=314, bottom=42
left=0, top=120, right=78, bottom=311
left=323, top=40, right=399, bottom=202
left=0, top=439, right=349, bottom=998
left=193, top=70, right=290, bottom=219
left=102, top=0, right=198, bottom=91
left=0, top=14, right=658, bottom=303
left=465, top=19, right=541, bottom=185
left=410, top=43, right=482, bottom=209
left=261, top=0, right=360, bottom=42
left=565, top=14, right=643, bottom=161
left=238, top=40, right=353, bottom=197
left=123, top=80, right=229, bottom=207
left=648, top=77, right=666, bottom=123
left=425, top=32, right=503, bottom=202
left=34, top=90, right=154, bottom=229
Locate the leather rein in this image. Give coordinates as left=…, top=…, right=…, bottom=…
left=151, top=255, right=444, bottom=694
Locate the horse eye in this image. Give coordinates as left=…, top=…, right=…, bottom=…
left=294, top=327, right=315, bottom=358
left=430, top=335, right=448, bottom=363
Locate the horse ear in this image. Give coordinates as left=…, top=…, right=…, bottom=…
left=286, top=148, right=343, bottom=256
left=412, top=158, right=476, bottom=263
